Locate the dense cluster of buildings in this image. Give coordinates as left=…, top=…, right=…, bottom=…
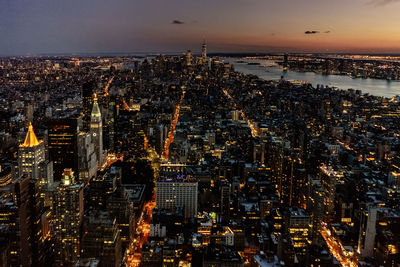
left=0, top=46, right=399, bottom=267
left=278, top=54, right=400, bottom=80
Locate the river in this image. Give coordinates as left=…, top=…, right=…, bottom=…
left=224, top=58, right=400, bottom=98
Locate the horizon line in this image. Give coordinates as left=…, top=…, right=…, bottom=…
left=3, top=51, right=400, bottom=58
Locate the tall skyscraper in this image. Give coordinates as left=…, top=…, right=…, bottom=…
left=358, top=206, right=378, bottom=258
left=90, top=94, right=104, bottom=167
left=0, top=195, right=19, bottom=266
left=202, top=41, right=207, bottom=63
left=54, top=169, right=84, bottom=265
left=77, top=131, right=97, bottom=182
left=18, top=122, right=45, bottom=179
left=307, top=177, right=324, bottom=245
left=48, top=118, right=79, bottom=181
left=319, top=165, right=340, bottom=215
left=185, top=50, right=192, bottom=66
left=3, top=175, right=53, bottom=267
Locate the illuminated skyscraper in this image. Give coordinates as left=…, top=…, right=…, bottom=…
left=1, top=175, right=54, bottom=267
left=307, top=177, right=324, bottom=245
left=202, top=41, right=207, bottom=63
left=54, top=169, right=84, bottom=265
left=18, top=122, right=45, bottom=179
left=90, top=94, right=104, bottom=167
left=319, top=165, right=342, bottom=215
left=186, top=50, right=192, bottom=66
left=0, top=195, right=18, bottom=266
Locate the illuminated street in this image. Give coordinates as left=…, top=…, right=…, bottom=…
left=162, top=91, right=185, bottom=160
left=222, top=88, right=261, bottom=138
left=126, top=196, right=156, bottom=266
left=104, top=76, right=114, bottom=96
left=125, top=91, right=185, bottom=266
left=240, top=110, right=261, bottom=138
left=125, top=142, right=160, bottom=266
left=320, top=224, right=358, bottom=267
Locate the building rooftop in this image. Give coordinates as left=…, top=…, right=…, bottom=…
left=157, top=174, right=197, bottom=183
left=123, top=184, right=146, bottom=202
left=74, top=258, right=100, bottom=267
left=20, top=122, right=41, bottom=147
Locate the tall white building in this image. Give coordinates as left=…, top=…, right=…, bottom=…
left=90, top=94, right=103, bottom=167
left=156, top=175, right=198, bottom=219
left=18, top=122, right=45, bottom=179
left=358, top=206, right=378, bottom=258
left=78, top=131, right=98, bottom=182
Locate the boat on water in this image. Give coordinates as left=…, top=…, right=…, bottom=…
left=247, top=62, right=261, bottom=65
left=235, top=60, right=245, bottom=63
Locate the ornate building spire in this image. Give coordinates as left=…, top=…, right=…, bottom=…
left=91, top=93, right=101, bottom=118
left=21, top=122, right=40, bottom=147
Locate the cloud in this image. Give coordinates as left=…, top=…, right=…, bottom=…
left=172, top=20, right=184, bottom=25
left=304, top=30, right=331, bottom=35
left=368, top=0, right=400, bottom=6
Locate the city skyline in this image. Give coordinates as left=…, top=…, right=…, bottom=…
left=1, top=1, right=400, bottom=266
left=1, top=41, right=400, bottom=266
left=2, top=0, right=400, bottom=55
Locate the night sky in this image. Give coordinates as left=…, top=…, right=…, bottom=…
left=1, top=0, right=400, bottom=55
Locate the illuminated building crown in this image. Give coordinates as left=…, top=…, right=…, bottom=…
left=20, top=122, right=41, bottom=147
left=91, top=93, right=101, bottom=118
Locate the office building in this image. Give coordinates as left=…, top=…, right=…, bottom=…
left=319, top=165, right=341, bottom=215
left=81, top=211, right=122, bottom=267
left=0, top=195, right=19, bottom=266
left=78, top=131, right=97, bottom=182
left=286, top=208, right=310, bottom=258
left=48, top=118, right=79, bottom=181
left=54, top=169, right=84, bottom=265
left=18, top=122, right=45, bottom=179
left=156, top=174, right=198, bottom=219
left=3, top=175, right=53, bottom=266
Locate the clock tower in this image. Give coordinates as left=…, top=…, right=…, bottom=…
left=90, top=94, right=103, bottom=167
